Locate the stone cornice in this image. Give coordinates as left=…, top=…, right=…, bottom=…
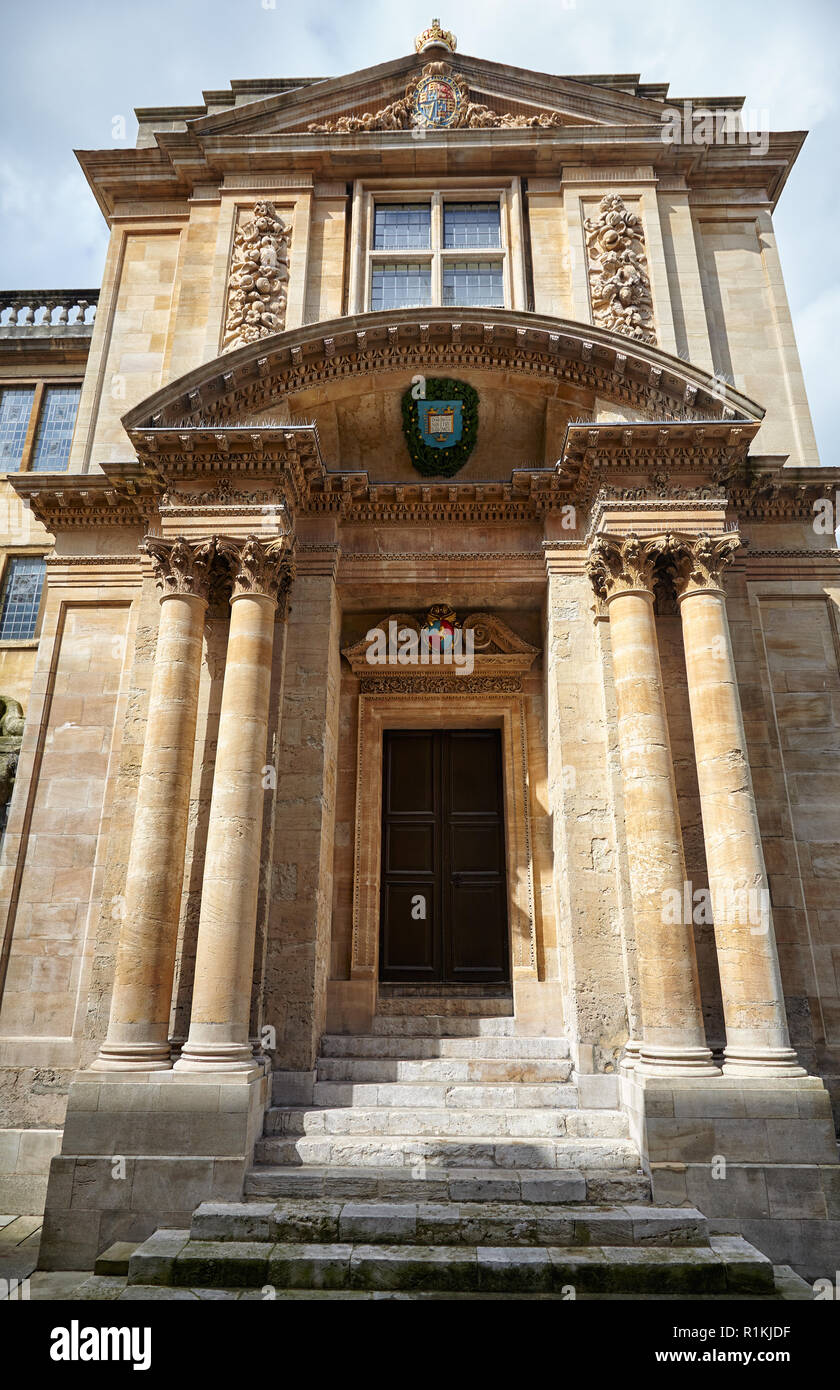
left=122, top=310, right=763, bottom=435
left=8, top=465, right=164, bottom=530
left=77, top=119, right=805, bottom=220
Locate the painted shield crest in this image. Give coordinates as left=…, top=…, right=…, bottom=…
left=417, top=400, right=464, bottom=449
left=413, top=74, right=462, bottom=129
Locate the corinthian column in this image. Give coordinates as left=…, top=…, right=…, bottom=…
left=588, top=534, right=716, bottom=1075
left=96, top=536, right=217, bottom=1069
left=176, top=536, right=293, bottom=1071
left=665, top=532, right=804, bottom=1076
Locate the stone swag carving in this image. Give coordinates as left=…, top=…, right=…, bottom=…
left=584, top=193, right=657, bottom=346
left=0, top=695, right=24, bottom=836
left=223, top=201, right=291, bottom=352
left=308, top=60, right=568, bottom=133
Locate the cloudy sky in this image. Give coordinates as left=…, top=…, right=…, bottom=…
left=2, top=0, right=836, bottom=462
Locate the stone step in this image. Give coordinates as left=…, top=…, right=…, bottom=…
left=377, top=996, right=514, bottom=1017
left=370, top=1016, right=521, bottom=1037
left=317, top=1057, right=574, bottom=1084
left=129, top=1232, right=773, bottom=1296
left=189, top=1199, right=709, bottom=1249
left=253, top=1133, right=640, bottom=1171
left=265, top=1106, right=628, bottom=1140
left=244, top=1165, right=651, bottom=1204
left=310, top=1081, right=579, bottom=1110
left=319, top=1034, right=570, bottom=1060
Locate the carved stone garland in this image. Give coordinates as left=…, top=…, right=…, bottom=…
left=308, top=60, right=567, bottom=133
left=223, top=201, right=291, bottom=353
left=584, top=194, right=657, bottom=346
left=0, top=695, right=24, bottom=835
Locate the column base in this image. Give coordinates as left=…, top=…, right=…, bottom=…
left=620, top=1039, right=643, bottom=1071
left=635, top=1044, right=720, bottom=1078
left=93, top=1042, right=172, bottom=1071
left=722, top=1046, right=807, bottom=1078
left=174, top=1041, right=257, bottom=1073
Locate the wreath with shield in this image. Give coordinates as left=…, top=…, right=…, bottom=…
left=401, top=377, right=479, bottom=478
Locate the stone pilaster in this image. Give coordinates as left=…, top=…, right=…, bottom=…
left=664, top=531, right=805, bottom=1076
left=587, top=533, right=715, bottom=1075
left=264, top=546, right=340, bottom=1095
left=95, top=536, right=216, bottom=1070
left=176, top=536, right=294, bottom=1072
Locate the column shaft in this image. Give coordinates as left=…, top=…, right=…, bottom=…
left=678, top=582, right=803, bottom=1075
left=97, top=539, right=213, bottom=1069
left=177, top=535, right=290, bottom=1071
left=607, top=588, right=715, bottom=1073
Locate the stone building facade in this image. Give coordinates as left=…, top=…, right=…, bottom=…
left=0, top=22, right=838, bottom=1293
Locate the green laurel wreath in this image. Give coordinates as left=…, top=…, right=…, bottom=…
left=401, top=377, right=479, bottom=478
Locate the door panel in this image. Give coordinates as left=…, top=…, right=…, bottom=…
left=448, top=882, right=508, bottom=976
left=379, top=729, right=509, bottom=984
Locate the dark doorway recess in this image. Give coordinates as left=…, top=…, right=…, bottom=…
left=379, top=729, right=510, bottom=985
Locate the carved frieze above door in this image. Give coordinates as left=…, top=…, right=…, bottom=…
left=341, top=607, right=540, bottom=693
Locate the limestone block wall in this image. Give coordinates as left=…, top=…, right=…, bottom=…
left=694, top=210, right=819, bottom=464
left=544, top=563, right=629, bottom=1071
left=0, top=556, right=143, bottom=1125
left=304, top=187, right=350, bottom=325
left=736, top=575, right=840, bottom=1118
left=263, top=560, right=341, bottom=1073
left=71, top=229, right=182, bottom=472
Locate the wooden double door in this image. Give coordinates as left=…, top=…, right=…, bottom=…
left=379, top=729, right=510, bottom=985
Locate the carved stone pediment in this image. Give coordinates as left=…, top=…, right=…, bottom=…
left=342, top=606, right=539, bottom=691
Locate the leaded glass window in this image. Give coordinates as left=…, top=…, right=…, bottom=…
left=370, top=261, right=432, bottom=311
left=31, top=385, right=81, bottom=472
left=0, top=388, right=35, bottom=470
left=0, top=556, right=46, bottom=641
left=443, top=202, right=501, bottom=249
left=443, top=260, right=504, bottom=307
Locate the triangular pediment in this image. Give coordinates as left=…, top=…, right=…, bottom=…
left=187, top=51, right=671, bottom=141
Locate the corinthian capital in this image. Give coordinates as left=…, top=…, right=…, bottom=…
left=218, top=535, right=295, bottom=607
left=657, top=531, right=741, bottom=597
left=586, top=531, right=659, bottom=601
left=142, top=535, right=218, bottom=601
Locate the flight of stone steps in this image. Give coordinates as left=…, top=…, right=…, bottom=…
left=120, top=1014, right=790, bottom=1297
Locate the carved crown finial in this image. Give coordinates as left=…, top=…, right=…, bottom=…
left=415, top=18, right=457, bottom=53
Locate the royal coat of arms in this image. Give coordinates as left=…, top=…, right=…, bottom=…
left=413, top=71, right=463, bottom=128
